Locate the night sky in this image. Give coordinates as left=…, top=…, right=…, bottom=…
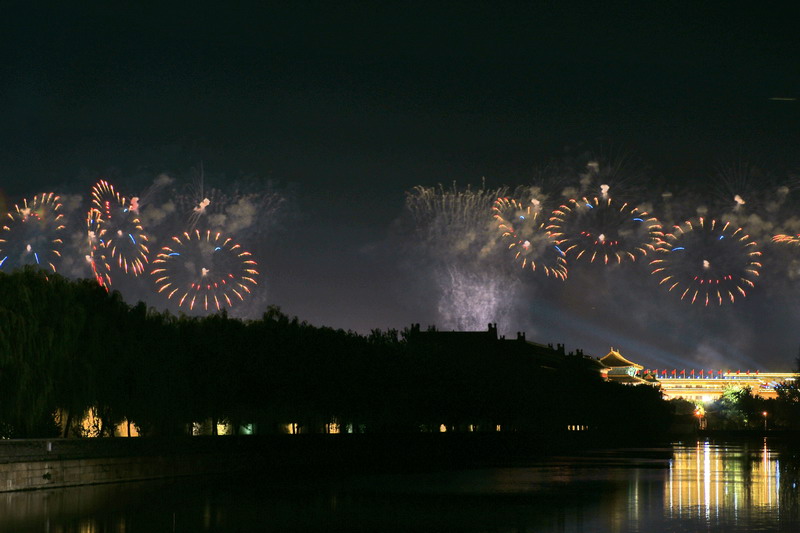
left=3, top=3, right=800, bottom=369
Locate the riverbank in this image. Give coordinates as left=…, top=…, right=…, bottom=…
left=0, top=437, right=256, bottom=492
left=0, top=430, right=670, bottom=492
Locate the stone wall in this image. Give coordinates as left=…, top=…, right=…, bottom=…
left=0, top=432, right=605, bottom=492
left=0, top=453, right=243, bottom=492
left=0, top=437, right=259, bottom=492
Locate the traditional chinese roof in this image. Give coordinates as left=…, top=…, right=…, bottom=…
left=599, top=348, right=644, bottom=370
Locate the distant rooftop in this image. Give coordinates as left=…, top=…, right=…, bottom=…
left=600, top=349, right=644, bottom=370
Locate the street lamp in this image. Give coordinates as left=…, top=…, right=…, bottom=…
left=695, top=406, right=706, bottom=430
left=762, top=411, right=768, bottom=432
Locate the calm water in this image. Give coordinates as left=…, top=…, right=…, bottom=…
left=2, top=439, right=799, bottom=532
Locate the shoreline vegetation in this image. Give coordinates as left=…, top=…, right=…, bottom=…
left=0, top=268, right=798, bottom=445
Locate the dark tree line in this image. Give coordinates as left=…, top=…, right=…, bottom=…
left=0, top=268, right=670, bottom=439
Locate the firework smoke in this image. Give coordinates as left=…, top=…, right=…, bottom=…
left=404, top=182, right=520, bottom=330
left=438, top=266, right=514, bottom=331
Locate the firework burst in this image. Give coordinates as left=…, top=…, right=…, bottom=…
left=772, top=233, right=800, bottom=246
left=493, top=197, right=567, bottom=280
left=86, top=208, right=112, bottom=289
left=90, top=180, right=150, bottom=276
left=173, top=164, right=232, bottom=232
left=151, top=229, right=259, bottom=311
left=650, top=218, right=762, bottom=306
left=709, top=160, right=795, bottom=215
left=0, top=192, right=65, bottom=272
left=547, top=196, right=662, bottom=264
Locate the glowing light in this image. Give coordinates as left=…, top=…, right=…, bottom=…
left=650, top=217, right=761, bottom=306
left=194, top=198, right=211, bottom=213
left=773, top=233, right=800, bottom=246
left=0, top=192, right=65, bottom=273
left=86, top=208, right=112, bottom=289
left=90, top=180, right=150, bottom=277
left=151, top=229, right=259, bottom=311
left=547, top=195, right=662, bottom=265
left=493, top=197, right=568, bottom=280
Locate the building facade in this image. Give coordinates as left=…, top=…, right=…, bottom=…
left=656, top=373, right=795, bottom=401
left=597, top=348, right=795, bottom=402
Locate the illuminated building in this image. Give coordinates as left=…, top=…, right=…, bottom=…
left=599, top=348, right=647, bottom=385
left=656, top=372, right=794, bottom=401
left=594, top=348, right=795, bottom=401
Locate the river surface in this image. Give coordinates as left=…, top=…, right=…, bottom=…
left=2, top=439, right=799, bottom=532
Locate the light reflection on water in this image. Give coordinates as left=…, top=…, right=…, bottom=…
left=2, top=439, right=800, bottom=532
left=664, top=439, right=798, bottom=531
left=664, top=441, right=781, bottom=522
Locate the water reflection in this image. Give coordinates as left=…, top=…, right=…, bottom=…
left=666, top=439, right=799, bottom=529
left=3, top=440, right=800, bottom=532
